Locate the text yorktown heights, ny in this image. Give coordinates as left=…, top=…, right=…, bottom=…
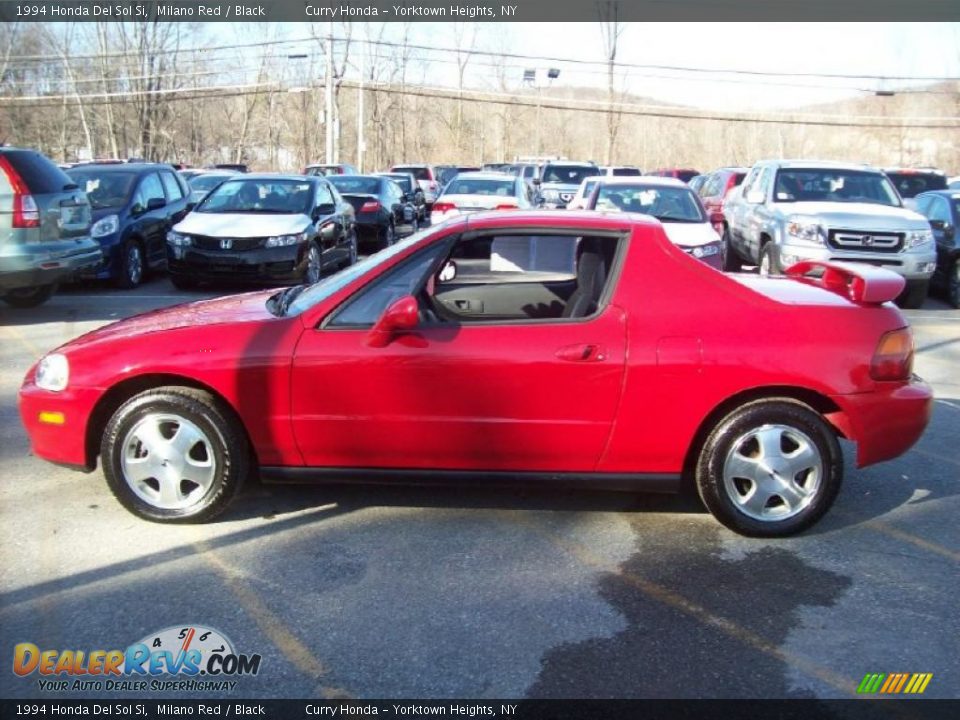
left=305, top=5, right=518, bottom=18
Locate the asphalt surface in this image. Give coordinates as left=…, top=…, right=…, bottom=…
left=0, top=275, right=957, bottom=701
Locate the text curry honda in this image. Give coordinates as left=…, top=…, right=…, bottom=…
left=19, top=211, right=932, bottom=537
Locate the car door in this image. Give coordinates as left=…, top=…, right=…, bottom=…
left=158, top=170, right=188, bottom=267
left=132, top=172, right=167, bottom=260
left=290, top=232, right=628, bottom=472
left=312, top=181, right=343, bottom=264
left=923, top=196, right=956, bottom=286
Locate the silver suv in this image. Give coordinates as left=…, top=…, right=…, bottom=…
left=1, top=148, right=101, bottom=308
left=535, top=162, right=600, bottom=209
left=723, top=160, right=937, bottom=308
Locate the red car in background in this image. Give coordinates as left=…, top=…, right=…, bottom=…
left=650, top=168, right=701, bottom=183
left=20, top=211, right=931, bottom=537
left=698, top=167, right=750, bottom=234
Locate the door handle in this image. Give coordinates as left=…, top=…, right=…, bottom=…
left=555, top=344, right=607, bottom=362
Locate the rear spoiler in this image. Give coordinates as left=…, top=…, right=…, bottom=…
left=784, top=260, right=905, bottom=305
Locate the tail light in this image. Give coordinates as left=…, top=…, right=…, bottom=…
left=870, top=327, right=913, bottom=381
left=494, top=203, right=518, bottom=210
left=428, top=181, right=439, bottom=192
left=0, top=156, right=41, bottom=228
left=432, top=201, right=457, bottom=214
left=359, top=200, right=381, bottom=212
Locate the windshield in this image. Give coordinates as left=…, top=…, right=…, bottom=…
left=67, top=170, right=136, bottom=209
left=196, top=179, right=313, bottom=214
left=595, top=184, right=705, bottom=222
left=189, top=174, right=233, bottom=192
left=329, top=176, right=382, bottom=195
left=443, top=178, right=516, bottom=196
left=393, top=166, right=431, bottom=181
left=886, top=172, right=947, bottom=199
left=383, top=175, right=413, bottom=192
left=542, top=166, right=597, bottom=185
left=774, top=169, right=901, bottom=206
left=284, top=228, right=433, bottom=316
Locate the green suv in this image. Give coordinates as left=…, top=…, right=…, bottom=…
left=0, top=148, right=102, bottom=308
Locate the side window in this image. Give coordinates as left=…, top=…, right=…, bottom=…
left=134, top=173, right=164, bottom=209
left=328, top=242, right=449, bottom=327
left=755, top=167, right=773, bottom=198
left=915, top=195, right=933, bottom=216
left=740, top=167, right=761, bottom=197
left=928, top=198, right=951, bottom=224
left=701, top=174, right=721, bottom=198
left=160, top=172, right=184, bottom=201
left=328, top=184, right=344, bottom=205
left=316, top=183, right=335, bottom=208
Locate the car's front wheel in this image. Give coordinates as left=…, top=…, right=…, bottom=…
left=115, top=239, right=145, bottom=289
left=101, top=387, right=249, bottom=523
left=948, top=261, right=960, bottom=309
left=2, top=284, right=56, bottom=308
left=380, top=222, right=396, bottom=250
left=721, top=227, right=742, bottom=272
left=304, top=242, right=322, bottom=284
left=695, top=399, right=842, bottom=537
left=758, top=243, right=780, bottom=277
left=897, top=279, right=929, bottom=310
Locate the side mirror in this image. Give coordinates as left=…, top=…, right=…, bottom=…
left=367, top=295, right=419, bottom=348
left=532, top=178, right=542, bottom=186
left=745, top=190, right=765, bottom=204
left=400, top=193, right=409, bottom=203
left=146, top=197, right=166, bottom=211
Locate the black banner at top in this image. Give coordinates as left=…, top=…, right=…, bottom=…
left=0, top=0, right=958, bottom=23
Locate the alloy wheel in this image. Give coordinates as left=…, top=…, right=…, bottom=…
left=306, top=244, right=322, bottom=284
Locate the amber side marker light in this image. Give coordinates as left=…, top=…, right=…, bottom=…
left=38, top=411, right=65, bottom=425
left=870, top=327, right=914, bottom=381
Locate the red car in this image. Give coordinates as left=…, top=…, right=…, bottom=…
left=19, top=211, right=932, bottom=536
left=698, top=167, right=749, bottom=234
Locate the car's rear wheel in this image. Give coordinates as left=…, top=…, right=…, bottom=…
left=101, top=387, right=248, bottom=523
left=721, top=227, right=741, bottom=272
left=695, top=399, right=842, bottom=537
left=2, top=284, right=56, bottom=308
left=897, top=280, right=929, bottom=310
left=344, top=230, right=358, bottom=267
left=949, top=261, right=960, bottom=309
left=115, top=239, right=145, bottom=289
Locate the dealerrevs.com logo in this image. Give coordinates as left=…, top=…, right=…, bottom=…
left=13, top=625, right=262, bottom=692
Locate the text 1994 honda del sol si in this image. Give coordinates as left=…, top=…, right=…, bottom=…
left=20, top=211, right=932, bottom=536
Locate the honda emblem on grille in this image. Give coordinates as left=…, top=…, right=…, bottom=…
left=861, top=235, right=874, bottom=246
left=220, top=238, right=233, bottom=250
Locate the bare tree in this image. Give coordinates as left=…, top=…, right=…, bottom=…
left=598, top=2, right=625, bottom=165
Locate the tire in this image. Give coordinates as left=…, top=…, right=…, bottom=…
left=101, top=386, right=249, bottom=523
left=407, top=217, right=420, bottom=236
left=2, top=284, right=56, bottom=308
left=170, top=275, right=198, bottom=291
left=948, top=261, right=960, bottom=309
left=115, top=239, right=145, bottom=289
left=695, top=398, right=843, bottom=537
left=379, top=223, right=396, bottom=250
left=304, top=242, right=322, bottom=284
left=721, top=226, right=742, bottom=272
left=758, top=242, right=780, bottom=277
left=343, top=231, right=358, bottom=268
left=897, top=280, right=929, bottom=310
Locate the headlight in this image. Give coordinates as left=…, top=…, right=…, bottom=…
left=691, top=243, right=720, bottom=258
left=786, top=217, right=826, bottom=246
left=35, top=353, right=69, bottom=392
left=166, top=231, right=191, bottom=246
left=91, top=214, right=119, bottom=238
left=905, top=229, right=934, bottom=250
left=265, top=232, right=308, bottom=248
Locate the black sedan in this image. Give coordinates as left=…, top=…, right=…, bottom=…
left=166, top=175, right=357, bottom=288
left=374, top=171, right=427, bottom=223
left=327, top=175, right=419, bottom=252
left=915, top=190, right=960, bottom=307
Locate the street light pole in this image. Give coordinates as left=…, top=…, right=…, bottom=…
left=325, top=22, right=334, bottom=165
left=357, top=47, right=365, bottom=172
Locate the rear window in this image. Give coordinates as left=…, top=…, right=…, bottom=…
left=443, top=178, right=516, bottom=196
left=612, top=168, right=641, bottom=177
left=677, top=171, right=699, bottom=183
left=542, top=165, right=597, bottom=184
left=886, top=172, right=947, bottom=199
left=329, top=176, right=382, bottom=195
left=393, top=166, right=431, bottom=181
left=1, top=149, right=74, bottom=194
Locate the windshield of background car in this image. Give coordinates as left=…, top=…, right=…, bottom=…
left=886, top=173, right=947, bottom=199
left=612, top=168, right=641, bottom=176
left=188, top=174, right=232, bottom=192
left=384, top=175, right=413, bottom=193
left=329, top=176, right=382, bottom=195
left=66, top=170, right=136, bottom=209
left=443, top=178, right=516, bottom=196
left=394, top=166, right=430, bottom=181
left=677, top=171, right=699, bottom=183
left=285, top=228, right=433, bottom=316
left=596, top=184, right=705, bottom=222
left=543, top=166, right=597, bottom=185
left=774, top=169, right=901, bottom=206
left=196, top=179, right=313, bottom=214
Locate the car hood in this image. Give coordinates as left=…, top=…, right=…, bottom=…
left=61, top=290, right=281, bottom=352
left=174, top=212, right=310, bottom=237
left=661, top=222, right=720, bottom=247
left=776, top=201, right=928, bottom=229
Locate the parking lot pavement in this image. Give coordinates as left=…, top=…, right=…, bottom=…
left=0, top=279, right=957, bottom=700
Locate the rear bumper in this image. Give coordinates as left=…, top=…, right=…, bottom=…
left=829, top=377, right=933, bottom=468
left=0, top=238, right=103, bottom=292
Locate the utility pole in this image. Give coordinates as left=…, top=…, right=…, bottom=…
left=325, top=21, right=334, bottom=165
left=357, top=47, right=365, bottom=172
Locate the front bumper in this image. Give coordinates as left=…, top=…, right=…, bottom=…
left=779, top=242, right=937, bottom=281
left=19, top=378, right=104, bottom=471
left=167, top=243, right=307, bottom=284
left=0, top=238, right=103, bottom=292
left=829, top=376, right=933, bottom=468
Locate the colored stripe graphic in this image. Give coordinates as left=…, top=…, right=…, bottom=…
left=857, top=672, right=932, bottom=694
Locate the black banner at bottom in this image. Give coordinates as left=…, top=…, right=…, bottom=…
left=2, top=700, right=959, bottom=720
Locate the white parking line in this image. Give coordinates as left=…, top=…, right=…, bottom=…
left=935, top=399, right=960, bottom=411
